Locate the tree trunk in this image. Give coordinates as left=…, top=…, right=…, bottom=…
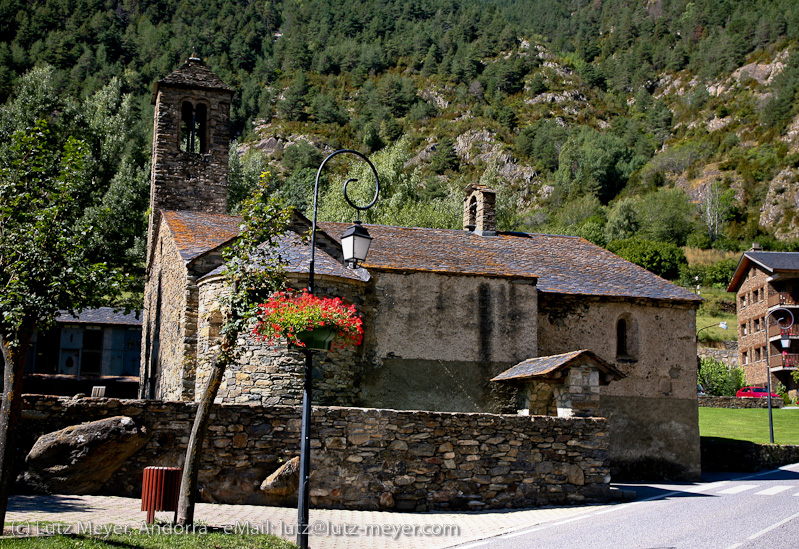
left=175, top=330, right=236, bottom=526
left=0, top=321, right=36, bottom=528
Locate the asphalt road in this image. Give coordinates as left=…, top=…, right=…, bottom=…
left=452, top=463, right=799, bottom=549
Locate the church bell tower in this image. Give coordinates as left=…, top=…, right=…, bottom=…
left=147, top=55, right=234, bottom=255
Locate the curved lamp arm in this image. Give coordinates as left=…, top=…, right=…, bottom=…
left=308, top=149, right=380, bottom=293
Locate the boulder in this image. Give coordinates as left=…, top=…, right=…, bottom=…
left=260, top=456, right=300, bottom=497
left=20, top=416, right=150, bottom=495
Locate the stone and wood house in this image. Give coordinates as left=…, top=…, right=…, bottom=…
left=727, top=249, right=799, bottom=398
left=141, top=58, right=703, bottom=482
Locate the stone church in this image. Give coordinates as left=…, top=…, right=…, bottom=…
left=141, top=58, right=703, bottom=480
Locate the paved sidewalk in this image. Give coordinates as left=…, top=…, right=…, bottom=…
left=4, top=494, right=613, bottom=548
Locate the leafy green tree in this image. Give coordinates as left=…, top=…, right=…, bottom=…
left=283, top=141, right=324, bottom=173
left=377, top=74, right=417, bottom=117
left=698, top=358, right=744, bottom=396
left=555, top=194, right=604, bottom=227
left=636, top=188, right=696, bottom=246
left=316, top=138, right=459, bottom=229
left=555, top=126, right=632, bottom=203
left=228, top=144, right=272, bottom=212
left=177, top=173, right=289, bottom=526
left=430, top=137, right=459, bottom=174
left=528, top=72, right=546, bottom=95
left=605, top=198, right=640, bottom=243
left=0, top=119, right=136, bottom=526
left=607, top=237, right=687, bottom=279
left=647, top=99, right=673, bottom=146
left=276, top=73, right=308, bottom=121
left=515, top=119, right=570, bottom=173
left=310, top=93, right=347, bottom=125
left=701, top=181, right=735, bottom=242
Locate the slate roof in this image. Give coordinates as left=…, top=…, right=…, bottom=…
left=152, top=57, right=233, bottom=103
left=490, top=350, right=624, bottom=383
left=727, top=251, right=799, bottom=292
left=199, top=231, right=369, bottom=284
left=161, top=210, right=241, bottom=262
left=158, top=210, right=699, bottom=302
left=320, top=223, right=702, bottom=302
left=56, top=307, right=142, bottom=326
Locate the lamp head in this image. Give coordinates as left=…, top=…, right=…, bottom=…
left=341, top=221, right=372, bottom=269
left=780, top=331, right=791, bottom=350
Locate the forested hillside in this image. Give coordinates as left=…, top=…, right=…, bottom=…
left=3, top=0, right=799, bottom=286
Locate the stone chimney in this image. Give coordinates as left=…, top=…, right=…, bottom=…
left=463, top=184, right=497, bottom=236
left=750, top=242, right=762, bottom=251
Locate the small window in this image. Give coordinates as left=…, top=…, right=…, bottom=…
left=466, top=196, right=477, bottom=230
left=180, top=101, right=208, bottom=153
left=617, top=318, right=628, bottom=357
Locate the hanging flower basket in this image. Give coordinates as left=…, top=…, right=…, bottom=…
left=253, top=289, right=364, bottom=351
left=294, top=326, right=337, bottom=351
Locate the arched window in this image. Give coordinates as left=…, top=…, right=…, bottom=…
left=617, top=318, right=628, bottom=358
left=180, top=101, right=208, bottom=153
left=616, top=314, right=638, bottom=361
left=466, top=196, right=477, bottom=230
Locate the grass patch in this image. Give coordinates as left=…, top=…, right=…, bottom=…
left=696, top=310, right=737, bottom=343
left=699, top=407, right=799, bottom=445
left=696, top=286, right=737, bottom=343
left=684, top=247, right=739, bottom=266
left=0, top=528, right=297, bottom=548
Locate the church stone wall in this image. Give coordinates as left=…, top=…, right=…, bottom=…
left=196, top=275, right=372, bottom=407
left=141, top=225, right=194, bottom=401
left=537, top=293, right=700, bottom=480
left=359, top=272, right=537, bottom=414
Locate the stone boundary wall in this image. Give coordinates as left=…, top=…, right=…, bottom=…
left=701, top=438, right=799, bottom=472
left=17, top=396, right=611, bottom=512
left=699, top=396, right=783, bottom=409
left=697, top=348, right=739, bottom=368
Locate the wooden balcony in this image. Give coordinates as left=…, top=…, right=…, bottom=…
left=768, top=292, right=799, bottom=308
left=768, top=324, right=799, bottom=338
left=769, top=353, right=799, bottom=370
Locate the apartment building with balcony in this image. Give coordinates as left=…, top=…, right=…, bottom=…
left=728, top=249, right=799, bottom=397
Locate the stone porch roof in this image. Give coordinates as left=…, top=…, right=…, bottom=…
left=727, top=251, right=799, bottom=292
left=56, top=307, right=142, bottom=326
left=161, top=210, right=241, bottom=262
left=151, top=57, right=233, bottom=103
left=490, top=350, right=624, bottom=383
left=321, top=223, right=702, bottom=303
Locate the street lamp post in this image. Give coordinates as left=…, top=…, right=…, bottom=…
left=696, top=321, right=728, bottom=340
left=764, top=308, right=794, bottom=444
left=297, top=150, right=379, bottom=549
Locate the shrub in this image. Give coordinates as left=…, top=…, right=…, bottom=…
left=698, top=357, right=744, bottom=396
left=607, top=238, right=687, bottom=279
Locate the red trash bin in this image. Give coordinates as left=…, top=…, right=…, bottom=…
left=141, top=466, right=181, bottom=524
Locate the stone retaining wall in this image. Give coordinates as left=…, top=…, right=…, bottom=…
left=17, top=396, right=611, bottom=511
left=697, top=348, right=739, bottom=367
left=701, top=438, right=799, bottom=472
left=699, top=396, right=783, bottom=408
